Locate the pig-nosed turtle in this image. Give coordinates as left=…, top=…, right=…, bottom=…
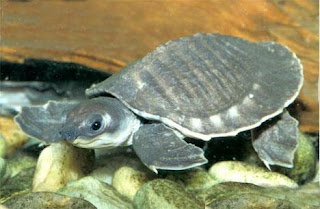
left=15, top=33, right=303, bottom=173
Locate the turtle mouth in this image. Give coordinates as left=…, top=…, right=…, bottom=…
left=72, top=137, right=115, bottom=149
left=72, top=138, right=97, bottom=147
left=71, top=132, right=130, bottom=149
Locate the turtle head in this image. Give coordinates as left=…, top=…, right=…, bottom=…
left=60, top=97, right=140, bottom=149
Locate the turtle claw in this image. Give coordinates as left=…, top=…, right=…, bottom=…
left=252, top=110, right=299, bottom=168
left=262, top=160, right=271, bottom=171
left=133, top=123, right=208, bottom=172
left=14, top=100, right=78, bottom=144
left=148, top=165, right=159, bottom=174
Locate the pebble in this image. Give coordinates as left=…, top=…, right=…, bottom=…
left=312, top=163, right=319, bottom=183
left=133, top=179, right=204, bottom=209
left=0, top=167, right=34, bottom=203
left=0, top=117, right=29, bottom=155
left=112, top=166, right=155, bottom=201
left=197, top=182, right=320, bottom=209
left=274, top=132, right=317, bottom=184
left=58, top=176, right=133, bottom=209
left=0, top=135, right=6, bottom=158
left=0, top=204, right=8, bottom=209
left=6, top=151, right=37, bottom=177
left=208, top=161, right=298, bottom=188
left=32, top=141, right=94, bottom=192
left=90, top=152, right=145, bottom=185
left=3, top=192, right=96, bottom=209
left=166, top=167, right=218, bottom=191
left=0, top=158, right=10, bottom=185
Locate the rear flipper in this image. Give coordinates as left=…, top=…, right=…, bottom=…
left=14, top=101, right=78, bottom=144
left=132, top=123, right=208, bottom=173
left=252, top=110, right=299, bottom=169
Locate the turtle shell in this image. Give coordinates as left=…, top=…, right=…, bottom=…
left=86, top=33, right=303, bottom=140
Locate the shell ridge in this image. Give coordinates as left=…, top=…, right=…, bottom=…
left=157, top=48, right=201, bottom=111
left=167, top=44, right=216, bottom=113
left=186, top=36, right=227, bottom=101
left=214, top=36, right=252, bottom=84
left=199, top=35, right=249, bottom=104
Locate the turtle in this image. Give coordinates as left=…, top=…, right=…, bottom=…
left=14, top=33, right=303, bottom=173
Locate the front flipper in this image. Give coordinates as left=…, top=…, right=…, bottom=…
left=132, top=123, right=208, bottom=173
left=14, top=101, right=78, bottom=144
left=252, top=110, right=299, bottom=169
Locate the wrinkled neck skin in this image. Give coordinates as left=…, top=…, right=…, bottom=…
left=65, top=97, right=141, bottom=149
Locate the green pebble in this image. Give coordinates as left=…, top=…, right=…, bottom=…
left=197, top=182, right=320, bottom=209
left=0, top=167, right=35, bottom=203
left=6, top=152, right=37, bottom=177
left=166, top=168, right=218, bottom=191
left=133, top=179, right=204, bottom=209
left=58, top=176, right=133, bottom=209
left=4, top=192, right=96, bottom=209
left=0, top=158, right=10, bottom=185
left=0, top=134, right=7, bottom=158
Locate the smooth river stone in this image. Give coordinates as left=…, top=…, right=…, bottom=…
left=112, top=166, right=155, bottom=201
left=197, top=182, right=320, bottom=209
left=58, top=176, right=133, bottom=209
left=133, top=179, right=204, bottom=209
left=209, top=161, right=298, bottom=188
left=3, top=192, right=96, bottom=209
left=32, top=141, right=94, bottom=192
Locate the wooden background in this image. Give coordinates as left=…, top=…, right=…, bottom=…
left=0, top=0, right=318, bottom=133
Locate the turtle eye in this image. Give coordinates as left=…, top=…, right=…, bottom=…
left=91, top=120, right=102, bottom=131
left=87, top=114, right=104, bottom=133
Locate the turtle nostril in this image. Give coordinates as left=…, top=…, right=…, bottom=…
left=65, top=133, right=72, bottom=140
left=66, top=133, right=74, bottom=141
left=60, top=128, right=78, bottom=141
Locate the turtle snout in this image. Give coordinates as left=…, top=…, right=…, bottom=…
left=59, top=127, right=79, bottom=142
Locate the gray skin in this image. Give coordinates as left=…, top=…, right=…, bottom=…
left=14, top=33, right=302, bottom=173
left=60, top=97, right=141, bottom=149
left=15, top=96, right=208, bottom=173
left=58, top=97, right=207, bottom=172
